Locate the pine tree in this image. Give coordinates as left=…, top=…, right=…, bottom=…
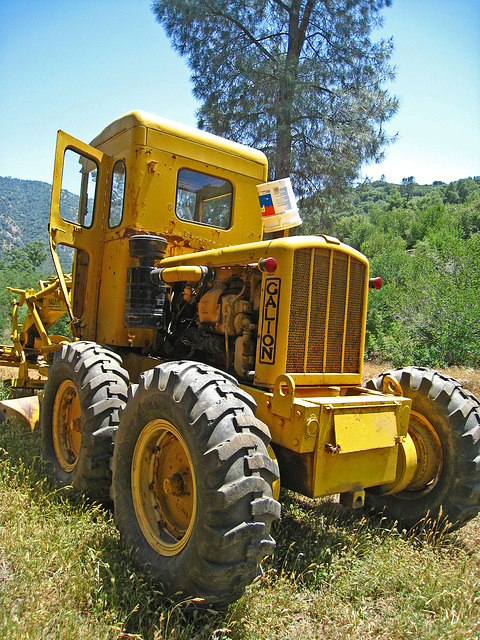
left=152, top=0, right=398, bottom=211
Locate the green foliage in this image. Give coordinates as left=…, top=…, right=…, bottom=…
left=48, top=313, right=72, bottom=339
left=0, top=176, right=79, bottom=341
left=0, top=242, right=51, bottom=341
left=152, top=0, right=398, bottom=214
left=331, top=177, right=480, bottom=368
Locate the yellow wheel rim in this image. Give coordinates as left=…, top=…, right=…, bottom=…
left=52, top=380, right=81, bottom=473
left=267, top=444, right=281, bottom=502
left=400, top=409, right=444, bottom=498
left=132, top=419, right=196, bottom=556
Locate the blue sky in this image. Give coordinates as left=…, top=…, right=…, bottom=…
left=0, top=0, right=479, bottom=187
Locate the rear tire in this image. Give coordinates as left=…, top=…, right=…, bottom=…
left=111, top=360, right=280, bottom=605
left=41, top=341, right=129, bottom=498
left=366, top=367, right=480, bottom=529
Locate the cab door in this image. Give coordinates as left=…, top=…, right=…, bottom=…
left=49, top=131, right=113, bottom=340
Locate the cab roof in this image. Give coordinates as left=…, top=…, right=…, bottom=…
left=90, top=110, right=268, bottom=167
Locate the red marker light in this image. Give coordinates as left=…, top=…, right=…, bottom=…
left=258, top=257, right=278, bottom=273
left=369, top=277, right=383, bottom=290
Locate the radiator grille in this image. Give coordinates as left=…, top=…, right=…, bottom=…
left=286, top=248, right=366, bottom=374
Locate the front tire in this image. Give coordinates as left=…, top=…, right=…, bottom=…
left=111, top=361, right=280, bottom=605
left=366, top=367, right=480, bottom=529
left=41, top=341, right=129, bottom=498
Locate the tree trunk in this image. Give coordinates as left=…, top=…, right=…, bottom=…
left=274, top=0, right=314, bottom=180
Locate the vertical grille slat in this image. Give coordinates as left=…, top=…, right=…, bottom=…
left=307, top=249, right=329, bottom=372
left=286, top=248, right=366, bottom=375
left=344, top=259, right=366, bottom=372
left=286, top=249, right=311, bottom=371
left=324, top=253, right=348, bottom=373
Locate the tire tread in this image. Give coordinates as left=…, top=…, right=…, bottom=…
left=366, top=366, right=480, bottom=528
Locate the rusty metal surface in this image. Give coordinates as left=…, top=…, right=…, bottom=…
left=0, top=395, right=40, bottom=431
left=286, top=248, right=366, bottom=375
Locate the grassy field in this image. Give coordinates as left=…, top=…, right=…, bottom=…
left=1, top=365, right=480, bottom=639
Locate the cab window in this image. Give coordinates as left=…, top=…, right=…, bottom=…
left=59, top=148, right=98, bottom=228
left=176, top=169, right=233, bottom=229
left=109, top=160, right=126, bottom=228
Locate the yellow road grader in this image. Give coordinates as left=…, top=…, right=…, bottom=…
left=1, top=111, right=479, bottom=605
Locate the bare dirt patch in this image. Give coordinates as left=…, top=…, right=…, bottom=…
left=0, top=366, right=44, bottom=383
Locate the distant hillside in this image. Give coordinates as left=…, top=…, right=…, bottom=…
left=0, top=176, right=80, bottom=274
left=0, top=176, right=81, bottom=254
left=335, top=176, right=479, bottom=220
left=0, top=176, right=52, bottom=250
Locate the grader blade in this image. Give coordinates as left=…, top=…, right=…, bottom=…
left=0, top=396, right=40, bottom=431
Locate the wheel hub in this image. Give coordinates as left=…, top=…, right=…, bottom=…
left=132, top=419, right=196, bottom=556
left=52, top=379, right=81, bottom=473
left=163, top=472, right=186, bottom=497
left=399, top=409, right=444, bottom=498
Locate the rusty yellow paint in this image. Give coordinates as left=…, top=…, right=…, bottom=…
left=333, top=405, right=397, bottom=454
left=243, top=375, right=414, bottom=499
left=267, top=444, right=281, bottom=501
left=0, top=395, right=40, bottom=431
left=52, top=380, right=81, bottom=472
left=339, top=490, right=365, bottom=509
left=404, top=409, right=443, bottom=494
left=131, top=418, right=196, bottom=557
left=377, top=431, right=418, bottom=495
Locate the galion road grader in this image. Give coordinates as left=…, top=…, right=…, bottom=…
left=1, top=110, right=480, bottom=606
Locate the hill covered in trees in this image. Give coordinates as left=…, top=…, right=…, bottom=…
left=0, top=176, right=77, bottom=340
left=327, top=176, right=480, bottom=367
left=0, top=176, right=52, bottom=250
left=0, top=174, right=479, bottom=367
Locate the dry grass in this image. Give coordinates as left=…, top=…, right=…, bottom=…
left=2, top=363, right=480, bottom=638
left=2, top=430, right=480, bottom=640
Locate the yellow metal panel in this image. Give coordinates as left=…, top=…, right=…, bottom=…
left=91, top=123, right=147, bottom=153
left=333, top=405, right=397, bottom=453
left=285, top=373, right=363, bottom=387
left=313, top=447, right=399, bottom=497
left=100, top=148, right=264, bottom=252
left=246, top=381, right=411, bottom=498
left=89, top=110, right=268, bottom=171
left=311, top=394, right=410, bottom=496
left=159, top=239, right=274, bottom=268
left=147, top=129, right=267, bottom=180
left=242, top=383, right=318, bottom=454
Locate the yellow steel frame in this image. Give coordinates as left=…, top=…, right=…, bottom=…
left=242, top=377, right=413, bottom=499
left=0, top=277, right=71, bottom=388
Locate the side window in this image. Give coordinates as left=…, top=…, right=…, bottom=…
left=59, top=148, right=98, bottom=227
left=109, top=160, right=126, bottom=228
left=176, top=169, right=233, bottom=229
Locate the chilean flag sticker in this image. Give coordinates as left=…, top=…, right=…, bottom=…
left=259, top=192, right=276, bottom=217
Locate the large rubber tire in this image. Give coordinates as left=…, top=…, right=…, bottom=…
left=366, top=367, right=480, bottom=529
left=41, top=341, right=129, bottom=498
left=111, top=361, right=281, bottom=606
